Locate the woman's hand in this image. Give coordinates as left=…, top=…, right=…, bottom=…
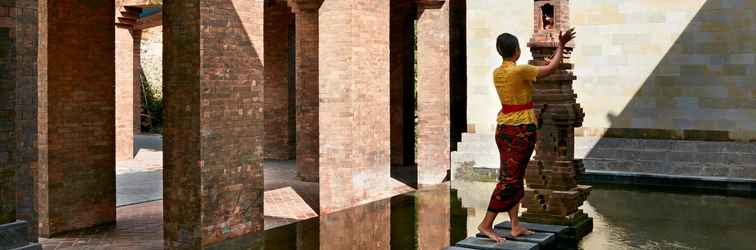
left=558, top=28, right=576, bottom=48
left=538, top=27, right=575, bottom=78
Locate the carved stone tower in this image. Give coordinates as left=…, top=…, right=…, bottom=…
left=520, top=0, right=593, bottom=240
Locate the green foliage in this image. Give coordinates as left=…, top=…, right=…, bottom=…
left=140, top=70, right=163, bottom=134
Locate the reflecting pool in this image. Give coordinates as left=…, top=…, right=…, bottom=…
left=265, top=180, right=756, bottom=249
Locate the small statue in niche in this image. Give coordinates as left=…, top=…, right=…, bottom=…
left=544, top=14, right=554, bottom=29
left=542, top=4, right=555, bottom=30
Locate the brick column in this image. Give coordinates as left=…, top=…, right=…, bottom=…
left=318, top=0, right=391, bottom=213
left=132, top=30, right=141, bottom=135
left=415, top=0, right=450, bottom=185
left=289, top=0, right=322, bottom=182
left=0, top=1, right=17, bottom=227
left=264, top=1, right=294, bottom=160
left=389, top=0, right=416, bottom=167
left=116, top=14, right=136, bottom=161
left=38, top=0, right=116, bottom=237
left=15, top=0, right=39, bottom=242
left=1, top=1, right=40, bottom=247
left=163, top=0, right=264, bottom=248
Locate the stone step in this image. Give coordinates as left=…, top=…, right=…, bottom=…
left=455, top=237, right=539, bottom=250
left=475, top=228, right=555, bottom=246
left=495, top=221, right=568, bottom=235
left=10, top=243, right=42, bottom=250
left=0, top=220, right=32, bottom=250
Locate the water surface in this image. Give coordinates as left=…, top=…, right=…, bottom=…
left=265, top=180, right=756, bottom=249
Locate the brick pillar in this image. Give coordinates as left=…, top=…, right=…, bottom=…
left=389, top=0, right=416, bottom=167
left=163, top=0, right=264, bottom=248
left=415, top=0, right=450, bottom=185
left=264, top=1, right=295, bottom=160
left=289, top=0, right=322, bottom=182
left=1, top=2, right=40, bottom=247
left=0, top=2, right=17, bottom=227
left=116, top=17, right=135, bottom=161
left=38, top=0, right=116, bottom=236
left=132, top=30, right=142, bottom=135
left=318, top=0, right=391, bottom=213
left=15, top=0, right=39, bottom=242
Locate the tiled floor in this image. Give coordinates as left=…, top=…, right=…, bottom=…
left=39, top=201, right=163, bottom=250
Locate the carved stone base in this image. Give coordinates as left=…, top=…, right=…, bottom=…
left=520, top=209, right=593, bottom=241
left=521, top=186, right=590, bottom=216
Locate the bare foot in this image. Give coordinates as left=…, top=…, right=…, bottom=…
left=511, top=226, right=536, bottom=237
left=478, top=224, right=504, bottom=243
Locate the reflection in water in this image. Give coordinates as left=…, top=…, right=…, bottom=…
left=266, top=180, right=756, bottom=249
left=265, top=184, right=453, bottom=249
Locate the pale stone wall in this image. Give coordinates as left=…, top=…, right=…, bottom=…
left=140, top=26, right=162, bottom=95
left=465, top=0, right=533, bottom=134
left=466, top=0, right=756, bottom=140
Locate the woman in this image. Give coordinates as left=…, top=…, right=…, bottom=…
left=477, top=28, right=576, bottom=243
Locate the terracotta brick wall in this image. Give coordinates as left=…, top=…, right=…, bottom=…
left=389, top=0, right=415, bottom=167
left=318, top=0, right=392, bottom=213
left=115, top=5, right=135, bottom=160
left=264, top=1, right=294, bottom=160
left=163, top=0, right=264, bottom=248
left=294, top=2, right=320, bottom=182
left=0, top=0, right=15, bottom=225
left=132, top=30, right=141, bottom=134
left=38, top=0, right=116, bottom=237
left=14, top=0, right=37, bottom=241
left=416, top=1, right=451, bottom=185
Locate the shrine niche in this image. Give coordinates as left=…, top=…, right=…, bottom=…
left=520, top=0, right=593, bottom=240
left=541, top=4, right=554, bottom=30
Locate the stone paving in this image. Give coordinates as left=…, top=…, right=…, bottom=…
left=39, top=201, right=163, bottom=250
left=263, top=187, right=318, bottom=230
left=116, top=134, right=163, bottom=175
left=116, top=134, right=163, bottom=206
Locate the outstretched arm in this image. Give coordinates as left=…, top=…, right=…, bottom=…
left=537, top=28, right=576, bottom=78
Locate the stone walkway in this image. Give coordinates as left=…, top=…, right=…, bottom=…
left=116, top=134, right=163, bottom=206
left=39, top=201, right=163, bottom=250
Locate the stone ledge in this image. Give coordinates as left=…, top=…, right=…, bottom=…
left=9, top=243, right=41, bottom=250
left=580, top=170, right=756, bottom=196
left=575, top=127, right=756, bottom=142
left=0, top=220, right=37, bottom=250
left=455, top=237, right=539, bottom=250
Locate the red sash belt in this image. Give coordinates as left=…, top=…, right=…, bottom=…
left=500, top=101, right=534, bottom=114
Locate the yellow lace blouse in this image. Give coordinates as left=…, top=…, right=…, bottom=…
left=494, top=61, right=539, bottom=125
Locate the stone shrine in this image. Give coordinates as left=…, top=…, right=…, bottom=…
left=520, top=0, right=593, bottom=239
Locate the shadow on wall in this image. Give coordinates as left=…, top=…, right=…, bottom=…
left=582, top=0, right=756, bottom=178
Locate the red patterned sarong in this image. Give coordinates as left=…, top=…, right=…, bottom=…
left=487, top=123, right=537, bottom=213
